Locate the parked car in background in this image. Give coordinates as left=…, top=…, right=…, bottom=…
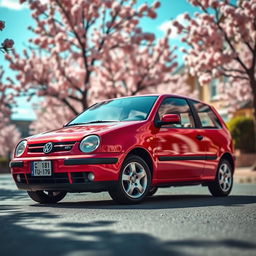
left=10, top=94, right=235, bottom=204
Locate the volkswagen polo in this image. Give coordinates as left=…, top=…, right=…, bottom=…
left=10, top=94, right=235, bottom=204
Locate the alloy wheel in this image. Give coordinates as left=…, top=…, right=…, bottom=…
left=218, top=163, right=232, bottom=192
left=121, top=161, right=148, bottom=199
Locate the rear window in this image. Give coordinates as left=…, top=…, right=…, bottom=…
left=190, top=101, right=222, bottom=129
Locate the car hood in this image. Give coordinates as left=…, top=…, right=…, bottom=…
left=26, top=121, right=141, bottom=143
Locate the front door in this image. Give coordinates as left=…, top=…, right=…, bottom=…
left=154, top=97, right=205, bottom=180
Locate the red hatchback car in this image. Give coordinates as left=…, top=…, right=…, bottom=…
left=10, top=94, right=235, bottom=204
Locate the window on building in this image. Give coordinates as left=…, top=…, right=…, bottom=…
left=210, top=79, right=218, bottom=100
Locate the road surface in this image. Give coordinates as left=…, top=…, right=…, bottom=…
left=0, top=174, right=256, bottom=256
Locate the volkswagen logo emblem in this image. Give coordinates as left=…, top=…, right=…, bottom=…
left=43, top=142, right=53, bottom=154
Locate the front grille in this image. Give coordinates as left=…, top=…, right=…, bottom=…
left=26, top=173, right=69, bottom=184
left=15, top=172, right=89, bottom=184
left=28, top=141, right=76, bottom=153
left=71, top=172, right=89, bottom=183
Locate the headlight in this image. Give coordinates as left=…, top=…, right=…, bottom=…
left=15, top=140, right=27, bottom=157
left=79, top=135, right=100, bottom=153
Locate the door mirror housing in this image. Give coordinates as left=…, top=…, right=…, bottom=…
left=156, top=114, right=181, bottom=127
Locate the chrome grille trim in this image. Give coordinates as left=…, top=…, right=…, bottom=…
left=28, top=141, right=76, bottom=153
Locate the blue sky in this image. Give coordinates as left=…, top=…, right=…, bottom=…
left=0, top=0, right=198, bottom=120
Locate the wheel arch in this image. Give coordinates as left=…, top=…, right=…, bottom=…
left=126, top=147, right=154, bottom=175
left=220, top=152, right=235, bottom=173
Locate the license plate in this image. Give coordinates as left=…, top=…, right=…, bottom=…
left=31, top=161, right=52, bottom=176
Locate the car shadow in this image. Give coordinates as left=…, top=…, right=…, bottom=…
left=31, top=194, right=256, bottom=210
left=0, top=188, right=28, bottom=201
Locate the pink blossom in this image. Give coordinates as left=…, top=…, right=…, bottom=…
left=152, top=1, right=161, bottom=9
left=209, top=0, right=219, bottom=9
left=130, top=19, right=139, bottom=25
left=147, top=10, right=157, bottom=19
left=138, top=4, right=148, bottom=14
left=34, top=38, right=40, bottom=45
left=0, top=20, right=5, bottom=31
left=112, top=2, right=121, bottom=12
left=122, top=45, right=134, bottom=53
left=143, top=33, right=155, bottom=41
left=104, top=0, right=112, bottom=8
left=2, top=39, right=14, bottom=49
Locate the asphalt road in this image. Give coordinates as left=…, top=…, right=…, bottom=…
left=0, top=174, right=256, bottom=256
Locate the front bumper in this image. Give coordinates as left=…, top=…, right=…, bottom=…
left=10, top=157, right=118, bottom=168
left=10, top=153, right=124, bottom=192
left=16, top=180, right=118, bottom=192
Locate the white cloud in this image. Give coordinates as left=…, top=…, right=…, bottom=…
left=0, top=0, right=27, bottom=10
left=158, top=13, right=188, bottom=39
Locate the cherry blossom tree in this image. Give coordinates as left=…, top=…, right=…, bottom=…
left=7, top=0, right=181, bottom=119
left=173, top=0, right=256, bottom=119
left=30, top=97, right=80, bottom=133
left=30, top=70, right=194, bottom=134
left=0, top=68, right=20, bottom=159
left=0, top=124, right=21, bottom=159
left=91, top=36, right=178, bottom=100
left=0, top=69, right=12, bottom=124
left=0, top=20, right=19, bottom=159
left=0, top=20, right=15, bottom=123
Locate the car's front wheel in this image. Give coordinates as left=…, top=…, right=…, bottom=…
left=147, top=186, right=158, bottom=196
left=27, top=191, right=67, bottom=204
left=109, top=155, right=151, bottom=204
left=208, top=159, right=233, bottom=197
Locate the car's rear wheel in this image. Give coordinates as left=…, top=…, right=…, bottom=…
left=27, top=191, right=67, bottom=204
left=147, top=186, right=158, bottom=196
left=108, top=155, right=151, bottom=204
left=208, top=159, right=233, bottom=197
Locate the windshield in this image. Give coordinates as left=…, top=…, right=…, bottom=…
left=67, top=96, right=158, bottom=126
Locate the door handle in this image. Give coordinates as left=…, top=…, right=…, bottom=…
left=196, top=135, right=204, bottom=141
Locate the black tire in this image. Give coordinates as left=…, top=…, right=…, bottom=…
left=208, top=159, right=233, bottom=197
left=147, top=186, right=158, bottom=196
left=108, top=155, right=151, bottom=204
left=27, top=191, right=67, bottom=204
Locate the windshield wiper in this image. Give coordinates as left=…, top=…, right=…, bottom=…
left=65, top=120, right=118, bottom=126
left=64, top=122, right=88, bottom=127
left=85, top=120, right=119, bottom=124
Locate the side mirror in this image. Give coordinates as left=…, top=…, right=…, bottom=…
left=156, top=114, right=181, bottom=127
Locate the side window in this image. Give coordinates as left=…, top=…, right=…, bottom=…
left=191, top=100, right=222, bottom=128
left=157, top=97, right=195, bottom=128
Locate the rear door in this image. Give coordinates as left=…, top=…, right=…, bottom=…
left=154, top=97, right=205, bottom=180
left=189, top=100, right=225, bottom=179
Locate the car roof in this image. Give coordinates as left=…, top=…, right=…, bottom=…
left=102, top=94, right=209, bottom=106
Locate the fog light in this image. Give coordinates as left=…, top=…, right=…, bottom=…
left=16, top=174, right=21, bottom=182
left=88, top=172, right=95, bottom=181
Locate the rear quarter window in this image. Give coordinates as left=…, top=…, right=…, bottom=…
left=190, top=100, right=222, bottom=129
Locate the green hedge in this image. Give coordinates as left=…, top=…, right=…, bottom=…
left=227, top=116, right=256, bottom=153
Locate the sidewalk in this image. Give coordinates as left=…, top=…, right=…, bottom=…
left=234, top=167, right=256, bottom=184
